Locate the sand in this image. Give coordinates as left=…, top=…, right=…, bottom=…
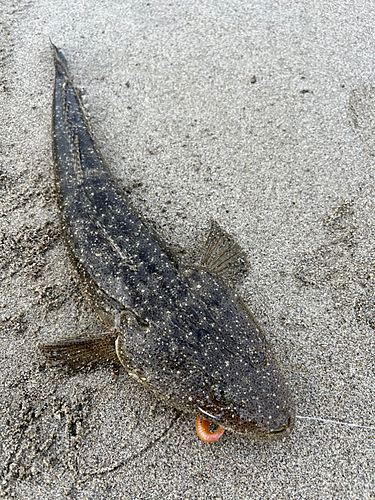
left=0, top=0, right=374, bottom=498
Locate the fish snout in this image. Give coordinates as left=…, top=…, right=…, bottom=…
left=216, top=399, right=295, bottom=441
left=266, top=405, right=295, bottom=440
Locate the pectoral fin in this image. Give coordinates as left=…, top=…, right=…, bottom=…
left=39, top=330, right=119, bottom=369
left=199, top=221, right=249, bottom=282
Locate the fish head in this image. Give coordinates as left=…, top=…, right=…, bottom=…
left=115, top=271, right=295, bottom=441
left=182, top=269, right=295, bottom=441
left=193, top=341, right=295, bottom=441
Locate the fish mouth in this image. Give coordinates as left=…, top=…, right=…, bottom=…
left=237, top=408, right=295, bottom=441
left=267, top=410, right=295, bottom=440
left=195, top=404, right=295, bottom=441
left=269, top=416, right=292, bottom=434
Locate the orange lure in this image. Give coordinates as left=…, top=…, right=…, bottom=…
left=195, top=417, right=225, bottom=443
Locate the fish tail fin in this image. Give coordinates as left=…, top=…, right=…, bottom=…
left=39, top=330, right=119, bottom=370
left=50, top=39, right=70, bottom=77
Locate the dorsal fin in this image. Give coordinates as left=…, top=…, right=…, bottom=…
left=199, top=221, right=249, bottom=281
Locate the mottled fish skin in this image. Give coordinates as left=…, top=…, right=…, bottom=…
left=45, top=43, right=295, bottom=441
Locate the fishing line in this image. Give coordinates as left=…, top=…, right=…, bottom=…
left=296, top=415, right=375, bottom=430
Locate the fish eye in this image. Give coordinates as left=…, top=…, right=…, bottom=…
left=135, top=315, right=149, bottom=327
left=210, top=381, right=233, bottom=407
left=249, top=347, right=266, bottom=366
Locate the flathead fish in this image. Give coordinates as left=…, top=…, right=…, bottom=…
left=40, top=42, right=295, bottom=443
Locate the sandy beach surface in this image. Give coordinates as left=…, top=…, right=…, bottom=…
left=0, top=0, right=374, bottom=498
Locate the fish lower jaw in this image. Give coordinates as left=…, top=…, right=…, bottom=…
left=210, top=408, right=296, bottom=441
left=245, top=409, right=296, bottom=442
left=221, top=423, right=294, bottom=442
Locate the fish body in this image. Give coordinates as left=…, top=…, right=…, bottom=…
left=41, top=43, right=295, bottom=441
